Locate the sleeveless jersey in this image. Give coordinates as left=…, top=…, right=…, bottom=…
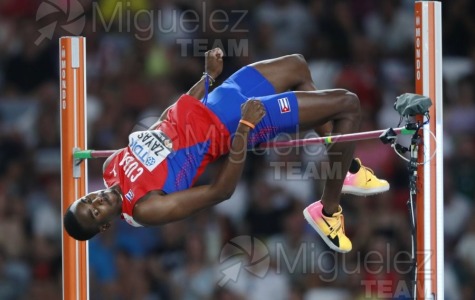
left=103, top=94, right=230, bottom=227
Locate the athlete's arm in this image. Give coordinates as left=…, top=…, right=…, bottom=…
left=186, top=48, right=223, bottom=99
left=132, top=100, right=265, bottom=226
left=147, top=49, right=224, bottom=129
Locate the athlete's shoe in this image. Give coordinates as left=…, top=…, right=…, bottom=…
left=303, top=200, right=352, bottom=253
left=342, top=158, right=390, bottom=196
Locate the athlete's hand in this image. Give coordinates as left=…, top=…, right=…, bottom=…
left=205, top=48, right=224, bottom=79
left=241, top=99, right=266, bottom=126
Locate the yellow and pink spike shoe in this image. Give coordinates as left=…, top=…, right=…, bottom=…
left=303, top=200, right=352, bottom=253
left=342, top=158, right=390, bottom=196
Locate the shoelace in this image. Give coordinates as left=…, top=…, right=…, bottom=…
left=361, top=165, right=376, bottom=183
left=324, top=214, right=344, bottom=236
left=362, top=165, right=375, bottom=175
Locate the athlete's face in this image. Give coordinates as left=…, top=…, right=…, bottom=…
left=70, top=188, right=123, bottom=233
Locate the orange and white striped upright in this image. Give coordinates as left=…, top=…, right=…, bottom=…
left=60, top=36, right=89, bottom=300
left=414, top=2, right=443, bottom=299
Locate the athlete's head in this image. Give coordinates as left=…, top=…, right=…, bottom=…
left=64, top=188, right=123, bottom=241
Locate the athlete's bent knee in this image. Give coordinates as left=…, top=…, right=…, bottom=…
left=341, top=91, right=361, bottom=125
left=290, top=53, right=306, bottom=63
left=334, top=90, right=360, bottom=121
left=286, top=53, right=307, bottom=68
left=343, top=91, right=360, bottom=112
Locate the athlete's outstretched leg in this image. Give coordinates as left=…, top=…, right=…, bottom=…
left=251, top=54, right=389, bottom=197
left=294, top=89, right=360, bottom=253
left=294, top=89, right=360, bottom=211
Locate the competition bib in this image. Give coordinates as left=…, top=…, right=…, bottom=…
left=128, top=130, right=174, bottom=172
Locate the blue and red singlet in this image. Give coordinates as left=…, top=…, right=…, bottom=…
left=103, top=66, right=300, bottom=227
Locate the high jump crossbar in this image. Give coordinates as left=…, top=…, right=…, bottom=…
left=72, top=127, right=415, bottom=159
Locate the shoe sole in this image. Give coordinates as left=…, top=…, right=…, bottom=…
left=341, top=185, right=390, bottom=196
left=303, top=208, right=351, bottom=254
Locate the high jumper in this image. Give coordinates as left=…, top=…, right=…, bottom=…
left=64, top=48, right=389, bottom=253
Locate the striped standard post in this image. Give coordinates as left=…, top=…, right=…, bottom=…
left=414, top=2, right=443, bottom=299
left=60, top=36, right=89, bottom=300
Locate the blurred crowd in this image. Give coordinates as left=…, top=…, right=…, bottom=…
left=0, top=0, right=475, bottom=299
